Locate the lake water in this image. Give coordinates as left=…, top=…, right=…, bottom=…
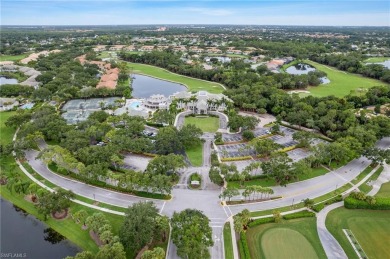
left=367, top=60, right=390, bottom=69
left=131, top=74, right=187, bottom=98
left=0, top=77, right=18, bottom=85
left=286, top=63, right=330, bottom=84
left=286, top=63, right=316, bottom=75
left=0, top=198, right=80, bottom=258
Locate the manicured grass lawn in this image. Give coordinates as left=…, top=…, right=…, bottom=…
left=228, top=166, right=328, bottom=189
left=223, top=223, right=234, bottom=259
left=376, top=181, right=390, bottom=198
left=326, top=207, right=390, bottom=259
left=305, top=60, right=388, bottom=98
left=0, top=53, right=30, bottom=62
left=185, top=142, right=203, bottom=167
left=364, top=57, right=390, bottom=63
left=246, top=218, right=326, bottom=259
left=127, top=62, right=225, bottom=94
left=184, top=116, right=220, bottom=132
left=0, top=111, right=16, bottom=145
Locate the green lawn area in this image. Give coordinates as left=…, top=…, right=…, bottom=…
left=0, top=111, right=16, bottom=145
left=304, top=60, right=388, bottom=98
left=0, top=53, right=30, bottom=62
left=184, top=116, right=220, bottom=132
left=185, top=142, right=203, bottom=167
left=228, top=166, right=329, bottom=189
left=127, top=62, right=225, bottom=94
left=326, top=207, right=390, bottom=259
left=376, top=181, right=390, bottom=198
left=364, top=57, right=390, bottom=63
left=223, top=223, right=234, bottom=259
left=246, top=217, right=326, bottom=259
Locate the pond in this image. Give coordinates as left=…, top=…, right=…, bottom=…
left=131, top=74, right=187, bottom=98
left=0, top=198, right=80, bottom=258
left=367, top=60, right=390, bottom=69
left=285, top=63, right=316, bottom=75
left=0, top=76, right=18, bottom=85
left=286, top=63, right=330, bottom=84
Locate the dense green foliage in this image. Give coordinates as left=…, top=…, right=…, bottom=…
left=282, top=210, right=316, bottom=220
left=119, top=202, right=169, bottom=254
left=171, top=209, right=213, bottom=259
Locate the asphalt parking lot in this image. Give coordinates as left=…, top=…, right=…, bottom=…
left=287, top=148, right=311, bottom=162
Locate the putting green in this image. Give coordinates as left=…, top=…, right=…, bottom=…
left=261, top=228, right=319, bottom=259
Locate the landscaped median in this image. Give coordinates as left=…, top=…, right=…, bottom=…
left=47, top=162, right=171, bottom=200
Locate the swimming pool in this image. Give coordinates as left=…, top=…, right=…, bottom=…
left=130, top=101, right=141, bottom=109
left=20, top=103, right=34, bottom=109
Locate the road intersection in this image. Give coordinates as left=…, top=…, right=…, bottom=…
left=24, top=137, right=390, bottom=259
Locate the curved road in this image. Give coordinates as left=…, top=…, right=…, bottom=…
left=24, top=137, right=390, bottom=259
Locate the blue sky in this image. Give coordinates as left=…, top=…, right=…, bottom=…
left=1, top=1, right=389, bottom=26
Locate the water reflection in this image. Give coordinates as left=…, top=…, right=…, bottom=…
left=1, top=198, right=80, bottom=258
left=131, top=74, right=187, bottom=98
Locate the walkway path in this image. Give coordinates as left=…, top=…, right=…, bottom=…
left=316, top=163, right=389, bottom=259
left=367, top=163, right=390, bottom=196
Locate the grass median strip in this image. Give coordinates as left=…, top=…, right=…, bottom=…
left=223, top=222, right=234, bottom=259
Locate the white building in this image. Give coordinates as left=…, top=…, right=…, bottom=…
left=170, top=91, right=231, bottom=114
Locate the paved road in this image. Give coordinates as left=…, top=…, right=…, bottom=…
left=24, top=149, right=166, bottom=210
left=228, top=156, right=372, bottom=214
left=23, top=137, right=390, bottom=259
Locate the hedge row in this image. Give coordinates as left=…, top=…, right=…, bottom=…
left=238, top=234, right=251, bottom=259
left=48, top=163, right=171, bottom=200
left=278, top=145, right=297, bottom=153
left=312, top=203, right=325, bottom=212
left=344, top=197, right=390, bottom=210
left=145, top=121, right=164, bottom=128
left=248, top=217, right=274, bottom=228
left=312, top=195, right=343, bottom=212
left=282, top=210, right=315, bottom=220
left=221, top=156, right=252, bottom=162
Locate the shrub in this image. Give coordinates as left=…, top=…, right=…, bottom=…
left=221, top=156, right=252, bottom=162
left=242, top=130, right=255, bottom=141
left=278, top=146, right=297, bottom=153
left=344, top=196, right=390, bottom=210
left=145, top=122, right=164, bottom=128
left=238, top=234, right=251, bottom=259
left=312, top=203, right=325, bottom=212
left=282, top=210, right=315, bottom=220
left=324, top=195, right=343, bottom=205
left=48, top=162, right=170, bottom=200
left=248, top=217, right=274, bottom=228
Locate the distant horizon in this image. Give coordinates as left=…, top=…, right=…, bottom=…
left=2, top=24, right=390, bottom=28
left=1, top=1, right=389, bottom=27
